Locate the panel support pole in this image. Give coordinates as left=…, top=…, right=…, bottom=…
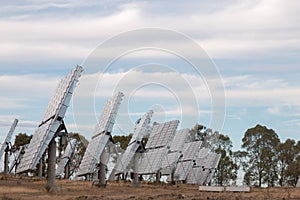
left=132, top=152, right=140, bottom=187
left=4, top=149, right=9, bottom=175
left=47, top=138, right=57, bottom=191
left=38, top=158, right=43, bottom=178
left=98, top=151, right=108, bottom=187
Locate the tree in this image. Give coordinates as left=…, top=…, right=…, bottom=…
left=241, top=124, right=280, bottom=187
left=280, top=140, right=300, bottom=187
left=213, top=134, right=239, bottom=186
left=276, top=139, right=297, bottom=186
left=113, top=134, right=132, bottom=150
left=13, top=133, right=32, bottom=148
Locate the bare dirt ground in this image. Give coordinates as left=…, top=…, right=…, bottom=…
left=1, top=175, right=300, bottom=200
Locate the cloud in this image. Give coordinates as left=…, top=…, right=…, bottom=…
left=0, top=0, right=299, bottom=62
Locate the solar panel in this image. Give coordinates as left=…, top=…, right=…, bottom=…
left=137, top=148, right=167, bottom=174
left=173, top=160, right=194, bottom=181
left=203, top=153, right=221, bottom=184
left=180, top=141, right=202, bottom=161
left=113, top=110, right=153, bottom=173
left=56, top=139, right=76, bottom=177
left=0, top=119, right=18, bottom=159
left=172, top=141, right=202, bottom=181
left=16, top=66, right=83, bottom=173
left=169, top=129, right=189, bottom=152
left=77, top=92, right=124, bottom=176
left=186, top=148, right=210, bottom=184
left=186, top=151, right=221, bottom=185
left=159, top=129, right=188, bottom=175
left=145, top=120, right=179, bottom=149
left=160, top=151, right=182, bottom=175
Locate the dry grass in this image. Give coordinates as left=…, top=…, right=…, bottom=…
left=0, top=175, right=300, bottom=200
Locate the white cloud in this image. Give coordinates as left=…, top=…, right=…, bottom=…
left=0, top=0, right=299, bottom=61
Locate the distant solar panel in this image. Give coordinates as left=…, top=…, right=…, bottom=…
left=56, top=139, right=76, bottom=177
left=173, top=141, right=202, bottom=181
left=137, top=148, right=167, bottom=174
left=160, top=151, right=182, bottom=175
left=113, top=110, right=153, bottom=173
left=173, top=160, right=194, bottom=181
left=77, top=92, right=124, bottom=176
left=145, top=120, right=179, bottom=149
left=16, top=66, right=83, bottom=173
left=0, top=119, right=18, bottom=159
left=169, top=129, right=189, bottom=152
left=138, top=120, right=179, bottom=175
left=160, top=129, right=188, bottom=175
left=186, top=151, right=221, bottom=185
left=181, top=141, right=202, bottom=161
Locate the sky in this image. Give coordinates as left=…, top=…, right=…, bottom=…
left=0, top=0, right=300, bottom=151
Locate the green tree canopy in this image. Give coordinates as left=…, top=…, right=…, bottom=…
left=241, top=124, right=280, bottom=187
left=13, top=133, right=32, bottom=148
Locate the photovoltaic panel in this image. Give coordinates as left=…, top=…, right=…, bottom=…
left=56, top=139, right=76, bottom=177
left=138, top=148, right=167, bottom=174
left=186, top=151, right=221, bottom=185
left=113, top=110, right=153, bottom=173
left=0, top=119, right=18, bottom=159
left=16, top=66, right=83, bottom=173
left=77, top=92, right=123, bottom=176
left=160, top=151, right=182, bottom=175
left=173, top=160, right=194, bottom=181
left=160, top=129, right=188, bottom=175
left=203, top=153, right=221, bottom=184
left=181, top=141, right=202, bottom=161
left=169, top=129, right=189, bottom=152
left=145, top=120, right=179, bottom=149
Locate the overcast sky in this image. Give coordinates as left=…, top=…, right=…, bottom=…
left=0, top=0, right=299, bottom=150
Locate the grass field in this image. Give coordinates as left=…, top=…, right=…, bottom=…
left=1, top=175, right=300, bottom=200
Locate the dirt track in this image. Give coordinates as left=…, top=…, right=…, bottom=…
left=1, top=176, right=300, bottom=200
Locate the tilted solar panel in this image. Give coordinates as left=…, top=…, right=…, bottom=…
left=181, top=141, right=202, bottom=161
left=169, top=129, right=189, bottom=152
left=145, top=120, right=179, bottom=149
left=77, top=92, right=123, bottom=176
left=137, top=148, right=167, bottom=174
left=16, top=66, right=83, bottom=173
left=0, top=119, right=18, bottom=159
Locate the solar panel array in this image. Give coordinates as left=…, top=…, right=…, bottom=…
left=113, top=110, right=153, bottom=173
left=56, top=139, right=76, bottom=177
left=145, top=120, right=179, bottom=149
left=138, top=120, right=179, bottom=174
left=16, top=66, right=83, bottom=173
left=77, top=92, right=124, bottom=176
left=186, top=150, right=221, bottom=185
left=0, top=119, right=18, bottom=159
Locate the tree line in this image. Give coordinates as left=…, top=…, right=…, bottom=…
left=11, top=124, right=300, bottom=187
